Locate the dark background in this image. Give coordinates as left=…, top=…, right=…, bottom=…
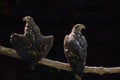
left=0, top=0, right=120, bottom=80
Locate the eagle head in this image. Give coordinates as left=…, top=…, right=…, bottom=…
left=72, top=24, right=86, bottom=33
left=23, top=16, right=34, bottom=24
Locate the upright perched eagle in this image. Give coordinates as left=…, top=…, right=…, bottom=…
left=64, top=24, right=87, bottom=80
left=10, top=16, right=54, bottom=67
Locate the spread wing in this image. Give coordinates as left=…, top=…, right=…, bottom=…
left=36, top=35, right=54, bottom=58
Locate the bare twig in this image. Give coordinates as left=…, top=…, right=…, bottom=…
left=0, top=46, right=120, bottom=75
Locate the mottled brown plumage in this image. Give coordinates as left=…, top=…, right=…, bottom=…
left=64, top=24, right=87, bottom=80
left=10, top=16, right=54, bottom=68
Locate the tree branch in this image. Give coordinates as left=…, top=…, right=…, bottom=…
left=39, top=58, right=120, bottom=75
left=0, top=46, right=120, bottom=75
left=0, top=46, right=21, bottom=59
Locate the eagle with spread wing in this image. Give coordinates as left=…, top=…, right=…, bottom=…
left=10, top=16, right=54, bottom=68
left=64, top=24, right=87, bottom=80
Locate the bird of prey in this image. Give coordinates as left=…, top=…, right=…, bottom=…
left=10, top=16, right=54, bottom=68
left=64, top=24, right=87, bottom=80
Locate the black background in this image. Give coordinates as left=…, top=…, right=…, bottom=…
left=0, top=0, right=120, bottom=80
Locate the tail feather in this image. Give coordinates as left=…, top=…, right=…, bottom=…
left=74, top=74, right=82, bottom=80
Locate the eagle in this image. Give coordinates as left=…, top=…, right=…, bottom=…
left=10, top=16, right=54, bottom=69
left=64, top=24, right=87, bottom=80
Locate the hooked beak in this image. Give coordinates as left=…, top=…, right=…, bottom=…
left=75, top=24, right=86, bottom=30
